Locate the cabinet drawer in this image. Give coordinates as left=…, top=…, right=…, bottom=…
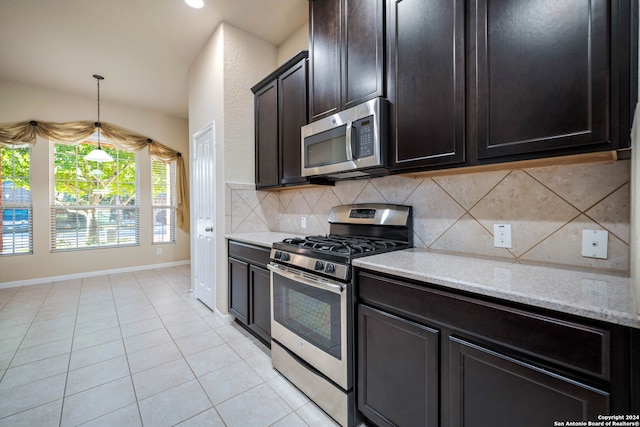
left=449, top=337, right=609, bottom=426
left=228, top=240, right=270, bottom=267
left=357, top=271, right=611, bottom=380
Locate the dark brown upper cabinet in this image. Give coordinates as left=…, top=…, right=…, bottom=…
left=252, top=51, right=309, bottom=189
left=254, top=80, right=279, bottom=188
left=388, top=0, right=637, bottom=174
left=472, top=0, right=627, bottom=160
left=279, top=59, right=309, bottom=186
left=309, top=0, right=385, bottom=122
left=387, top=0, right=466, bottom=171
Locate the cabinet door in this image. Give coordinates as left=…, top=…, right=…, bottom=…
left=249, top=265, right=271, bottom=343
left=448, top=337, right=609, bottom=427
left=388, top=0, right=465, bottom=171
left=342, top=0, right=384, bottom=110
left=228, top=257, right=249, bottom=324
left=472, top=0, right=610, bottom=159
left=279, top=58, right=308, bottom=186
left=309, top=0, right=341, bottom=121
left=358, top=304, right=439, bottom=427
left=254, top=81, right=279, bottom=188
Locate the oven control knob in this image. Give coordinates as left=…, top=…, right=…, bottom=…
left=274, top=251, right=282, bottom=259
left=324, top=263, right=335, bottom=273
left=314, top=261, right=324, bottom=271
left=281, top=252, right=291, bottom=261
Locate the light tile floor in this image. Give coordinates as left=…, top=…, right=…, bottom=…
left=0, top=266, right=341, bottom=427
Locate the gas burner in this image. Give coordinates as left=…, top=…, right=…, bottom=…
left=302, top=235, right=353, bottom=253
left=282, top=237, right=306, bottom=245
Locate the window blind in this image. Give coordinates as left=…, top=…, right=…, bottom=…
left=1, top=147, right=33, bottom=255
left=51, top=141, right=139, bottom=251
left=151, top=158, right=176, bottom=244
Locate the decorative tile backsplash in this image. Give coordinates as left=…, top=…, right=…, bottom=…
left=226, top=159, right=631, bottom=273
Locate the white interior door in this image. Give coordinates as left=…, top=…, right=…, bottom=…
left=191, top=122, right=216, bottom=310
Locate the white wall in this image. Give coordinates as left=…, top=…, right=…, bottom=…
left=632, top=105, right=639, bottom=312
left=0, top=79, right=190, bottom=284
left=188, top=22, right=277, bottom=316
left=631, top=21, right=640, bottom=313
left=224, top=25, right=278, bottom=184
left=277, top=22, right=309, bottom=66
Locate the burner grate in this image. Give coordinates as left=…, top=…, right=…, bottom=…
left=282, top=235, right=402, bottom=256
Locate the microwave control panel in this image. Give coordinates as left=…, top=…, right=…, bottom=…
left=354, top=116, right=374, bottom=159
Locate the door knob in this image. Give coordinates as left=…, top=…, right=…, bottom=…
left=205, top=227, right=213, bottom=232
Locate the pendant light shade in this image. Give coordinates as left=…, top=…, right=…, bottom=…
left=85, top=75, right=114, bottom=163
left=85, top=146, right=114, bottom=162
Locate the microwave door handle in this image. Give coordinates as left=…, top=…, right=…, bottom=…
left=268, top=263, right=345, bottom=295
left=345, top=121, right=354, bottom=161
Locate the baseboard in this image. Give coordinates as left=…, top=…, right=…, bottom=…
left=0, top=260, right=191, bottom=289
left=215, top=308, right=235, bottom=324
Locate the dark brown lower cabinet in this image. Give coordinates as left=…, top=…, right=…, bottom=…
left=356, top=270, right=637, bottom=427
left=449, top=337, right=608, bottom=427
left=249, top=264, right=271, bottom=342
left=228, top=257, right=249, bottom=324
left=228, top=240, right=271, bottom=344
left=358, top=305, right=439, bottom=427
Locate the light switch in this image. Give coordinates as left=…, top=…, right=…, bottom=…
left=581, top=230, right=608, bottom=259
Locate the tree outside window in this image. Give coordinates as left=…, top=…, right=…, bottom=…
left=1, top=146, right=32, bottom=255
left=51, top=140, right=139, bottom=250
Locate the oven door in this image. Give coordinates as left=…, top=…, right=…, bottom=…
left=268, top=262, right=350, bottom=390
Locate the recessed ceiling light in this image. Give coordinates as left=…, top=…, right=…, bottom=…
left=185, top=0, right=204, bottom=8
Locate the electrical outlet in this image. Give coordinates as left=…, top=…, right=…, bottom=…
left=581, top=229, right=608, bottom=259
left=301, top=216, right=307, bottom=229
left=493, top=224, right=512, bottom=248
left=156, top=247, right=162, bottom=255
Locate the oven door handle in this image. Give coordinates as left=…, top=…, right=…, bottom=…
left=268, top=263, right=345, bottom=295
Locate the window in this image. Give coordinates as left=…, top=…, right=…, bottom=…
left=151, top=158, right=176, bottom=243
left=1, top=146, right=32, bottom=255
left=51, top=140, right=139, bottom=251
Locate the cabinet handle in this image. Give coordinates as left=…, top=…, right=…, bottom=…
left=205, top=227, right=213, bottom=232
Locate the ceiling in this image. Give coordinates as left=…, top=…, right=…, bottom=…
left=0, top=0, right=308, bottom=119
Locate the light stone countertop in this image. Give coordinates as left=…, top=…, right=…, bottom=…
left=352, top=248, right=640, bottom=329
left=223, top=235, right=639, bottom=328
left=225, top=232, right=307, bottom=249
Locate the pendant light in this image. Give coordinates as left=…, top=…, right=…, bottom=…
left=85, top=74, right=114, bottom=163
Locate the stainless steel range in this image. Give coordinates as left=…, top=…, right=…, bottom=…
left=268, top=204, right=413, bottom=427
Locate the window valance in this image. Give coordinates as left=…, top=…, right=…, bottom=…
left=0, top=120, right=189, bottom=233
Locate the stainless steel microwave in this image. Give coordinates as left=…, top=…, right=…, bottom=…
left=301, top=97, right=387, bottom=179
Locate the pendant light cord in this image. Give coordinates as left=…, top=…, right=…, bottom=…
left=97, top=78, right=100, bottom=124
left=93, top=74, right=104, bottom=149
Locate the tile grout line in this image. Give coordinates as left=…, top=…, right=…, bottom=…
left=108, top=272, right=145, bottom=427
left=0, top=282, right=60, bottom=422
left=0, top=266, right=330, bottom=426
left=127, top=268, right=218, bottom=425
left=58, top=278, right=82, bottom=427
